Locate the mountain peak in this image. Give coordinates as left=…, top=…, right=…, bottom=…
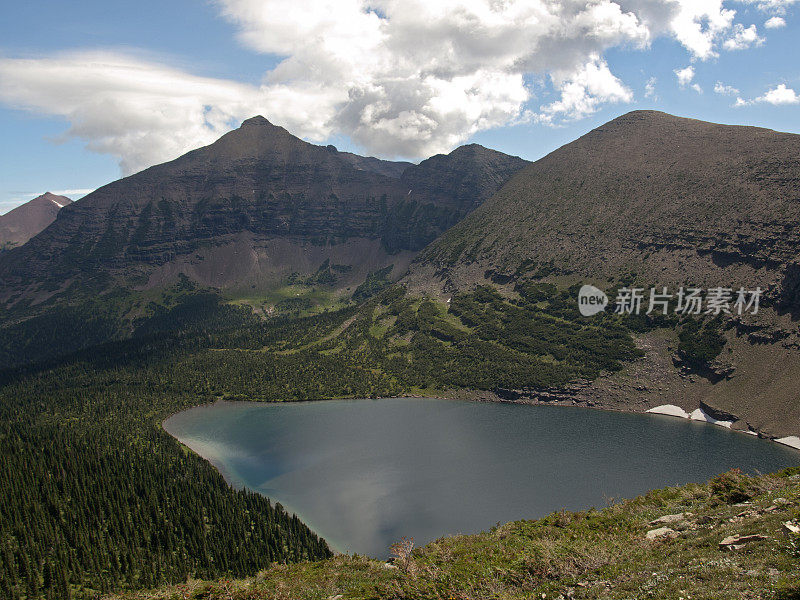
left=29, top=192, right=71, bottom=206
left=239, top=115, right=276, bottom=128
left=0, top=193, right=71, bottom=247
left=171, top=115, right=306, bottom=164
left=38, top=192, right=71, bottom=208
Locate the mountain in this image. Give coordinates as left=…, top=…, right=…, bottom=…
left=0, top=117, right=527, bottom=303
left=6, top=110, right=800, bottom=600
left=0, top=192, right=71, bottom=249
left=408, top=110, right=800, bottom=293
left=406, top=110, right=800, bottom=438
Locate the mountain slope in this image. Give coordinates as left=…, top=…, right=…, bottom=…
left=0, top=117, right=527, bottom=303
left=406, top=110, right=800, bottom=438
left=408, top=110, right=800, bottom=293
left=109, top=467, right=800, bottom=600
left=0, top=192, right=71, bottom=248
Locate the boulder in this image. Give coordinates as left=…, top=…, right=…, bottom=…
left=649, top=512, right=693, bottom=527
left=719, top=534, right=768, bottom=551
left=646, top=527, right=678, bottom=540
left=782, top=521, right=800, bottom=537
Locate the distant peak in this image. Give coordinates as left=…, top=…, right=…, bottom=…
left=620, top=110, right=671, bottom=118
left=444, top=143, right=526, bottom=164
left=449, top=143, right=484, bottom=154
left=240, top=115, right=275, bottom=128
left=31, top=192, right=71, bottom=206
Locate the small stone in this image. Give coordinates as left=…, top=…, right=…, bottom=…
left=719, top=534, right=768, bottom=550
left=782, top=521, right=800, bottom=536
left=383, top=562, right=398, bottom=570
left=646, top=527, right=678, bottom=540
left=649, top=512, right=693, bottom=527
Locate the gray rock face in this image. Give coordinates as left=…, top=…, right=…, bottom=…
left=0, top=117, right=528, bottom=295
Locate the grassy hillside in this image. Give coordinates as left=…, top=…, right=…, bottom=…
left=1, top=275, right=798, bottom=598
left=0, top=278, right=660, bottom=599
left=107, top=467, right=800, bottom=600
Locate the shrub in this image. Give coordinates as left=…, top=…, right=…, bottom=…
left=709, top=469, right=762, bottom=504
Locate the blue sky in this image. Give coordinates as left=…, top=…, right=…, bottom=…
left=1, top=0, right=798, bottom=214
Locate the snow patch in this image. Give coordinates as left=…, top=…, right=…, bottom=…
left=775, top=436, right=800, bottom=450
left=645, top=406, right=797, bottom=450
left=646, top=404, right=690, bottom=418
left=50, top=198, right=65, bottom=208
left=689, top=407, right=733, bottom=429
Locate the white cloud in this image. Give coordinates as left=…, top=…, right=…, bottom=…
left=51, top=188, right=96, bottom=198
left=675, top=65, right=695, bottom=87
left=534, top=55, right=633, bottom=124
left=0, top=51, right=340, bottom=174
left=216, top=0, right=654, bottom=147
left=667, top=0, right=735, bottom=60
left=759, top=83, right=800, bottom=104
left=714, top=81, right=740, bottom=95
left=739, top=0, right=798, bottom=14
left=722, top=23, right=764, bottom=49
left=733, top=83, right=800, bottom=106
left=0, top=0, right=794, bottom=172
left=644, top=76, right=658, bottom=99
left=764, top=15, right=787, bottom=26
left=675, top=65, right=703, bottom=93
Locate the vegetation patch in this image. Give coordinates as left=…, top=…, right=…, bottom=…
left=107, top=469, right=800, bottom=600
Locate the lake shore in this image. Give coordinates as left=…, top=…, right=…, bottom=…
left=161, top=397, right=800, bottom=558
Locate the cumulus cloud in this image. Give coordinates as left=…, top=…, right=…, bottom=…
left=675, top=65, right=703, bottom=93
left=734, top=83, right=800, bottom=106
left=666, top=0, right=735, bottom=59
left=533, top=55, right=633, bottom=124
left=0, top=0, right=794, bottom=172
left=739, top=0, right=798, bottom=14
left=714, top=81, right=740, bottom=95
left=644, top=76, right=658, bottom=99
left=215, top=0, right=656, bottom=156
left=722, top=23, right=764, bottom=49
left=758, top=83, right=800, bottom=104
left=764, top=15, right=787, bottom=26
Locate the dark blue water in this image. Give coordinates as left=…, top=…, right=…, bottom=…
left=163, top=398, right=798, bottom=557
